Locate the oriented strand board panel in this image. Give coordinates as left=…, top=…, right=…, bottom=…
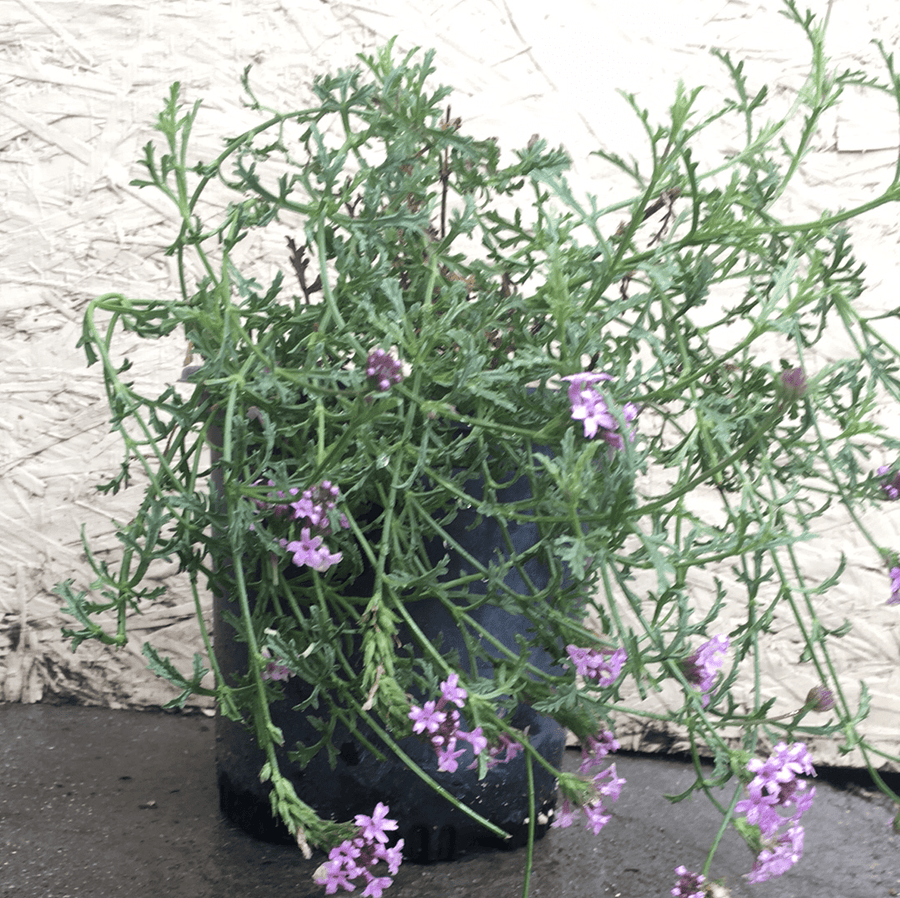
left=1, top=0, right=899, bottom=767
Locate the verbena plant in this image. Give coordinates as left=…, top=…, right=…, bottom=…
left=58, top=3, right=900, bottom=894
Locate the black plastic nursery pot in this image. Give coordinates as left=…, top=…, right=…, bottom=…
left=212, top=466, right=567, bottom=862
left=216, top=690, right=565, bottom=864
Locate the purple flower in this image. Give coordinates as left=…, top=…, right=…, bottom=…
left=315, top=856, right=358, bottom=894
left=281, top=528, right=342, bottom=572
left=436, top=738, right=466, bottom=773
left=551, top=797, right=578, bottom=829
left=579, top=730, right=620, bottom=774
left=889, top=566, right=900, bottom=605
left=671, top=865, right=706, bottom=898
left=330, top=840, right=362, bottom=865
left=562, top=372, right=637, bottom=447
left=459, top=726, right=488, bottom=755
left=748, top=742, right=815, bottom=794
left=373, top=840, right=404, bottom=875
left=481, top=732, right=523, bottom=769
left=735, top=743, right=815, bottom=882
left=409, top=676, right=523, bottom=773
left=747, top=825, right=805, bottom=883
left=566, top=644, right=627, bottom=686
left=780, top=779, right=816, bottom=820
left=593, top=763, right=626, bottom=802
left=251, top=479, right=298, bottom=517
left=354, top=803, right=398, bottom=845
left=258, top=480, right=346, bottom=571
left=681, top=634, right=729, bottom=707
left=408, top=700, right=446, bottom=735
left=287, top=480, right=350, bottom=535
left=440, top=672, right=468, bottom=707
left=583, top=801, right=612, bottom=835
left=877, top=465, right=900, bottom=500
left=366, top=348, right=403, bottom=391
left=361, top=873, right=394, bottom=897
left=553, top=730, right=624, bottom=835
left=735, top=788, right=781, bottom=835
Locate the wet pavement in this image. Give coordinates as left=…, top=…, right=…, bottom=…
left=1, top=703, right=897, bottom=898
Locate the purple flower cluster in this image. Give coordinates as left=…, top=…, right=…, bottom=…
left=552, top=729, right=624, bottom=834
left=289, top=480, right=349, bottom=534
left=565, top=644, right=627, bottom=687
left=562, top=372, right=637, bottom=448
left=366, top=349, right=404, bottom=392
left=254, top=478, right=340, bottom=521
left=259, top=479, right=348, bottom=573
left=407, top=674, right=520, bottom=773
left=877, top=465, right=900, bottom=499
left=889, top=567, right=900, bottom=606
left=671, top=865, right=706, bottom=898
left=681, top=634, right=729, bottom=707
left=734, top=741, right=816, bottom=883
left=312, top=802, right=403, bottom=896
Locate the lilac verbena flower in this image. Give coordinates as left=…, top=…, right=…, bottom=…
left=583, top=802, right=612, bottom=835
left=747, top=825, right=805, bottom=884
left=565, top=644, right=627, bottom=687
left=562, top=372, right=637, bottom=448
left=253, top=479, right=349, bottom=564
left=408, top=676, right=519, bottom=774
left=312, top=801, right=404, bottom=895
left=552, top=731, right=625, bottom=835
left=361, top=873, right=393, bottom=898
left=291, top=480, right=349, bottom=533
left=355, top=803, right=399, bottom=845
left=408, top=700, right=445, bottom=735
left=280, top=528, right=342, bottom=572
left=671, top=865, right=706, bottom=898
left=681, top=634, right=729, bottom=707
left=480, top=731, right=523, bottom=770
left=744, top=741, right=815, bottom=801
left=252, top=479, right=298, bottom=517
left=578, top=730, right=620, bottom=774
left=440, top=672, right=468, bottom=707
left=889, top=566, right=900, bottom=606
left=877, top=465, right=900, bottom=500
left=734, top=742, right=816, bottom=883
left=366, top=348, right=403, bottom=391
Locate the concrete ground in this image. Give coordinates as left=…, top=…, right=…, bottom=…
left=0, top=704, right=897, bottom=898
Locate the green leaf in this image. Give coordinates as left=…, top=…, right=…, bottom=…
left=142, top=645, right=213, bottom=709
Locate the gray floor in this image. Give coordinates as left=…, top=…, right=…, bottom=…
left=0, top=704, right=897, bottom=898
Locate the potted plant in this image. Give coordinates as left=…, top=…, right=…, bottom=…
left=59, top=4, right=900, bottom=895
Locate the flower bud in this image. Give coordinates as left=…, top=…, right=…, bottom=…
left=804, top=685, right=835, bottom=712
left=779, top=367, right=808, bottom=402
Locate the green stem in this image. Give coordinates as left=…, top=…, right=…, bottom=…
left=521, top=753, right=536, bottom=898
